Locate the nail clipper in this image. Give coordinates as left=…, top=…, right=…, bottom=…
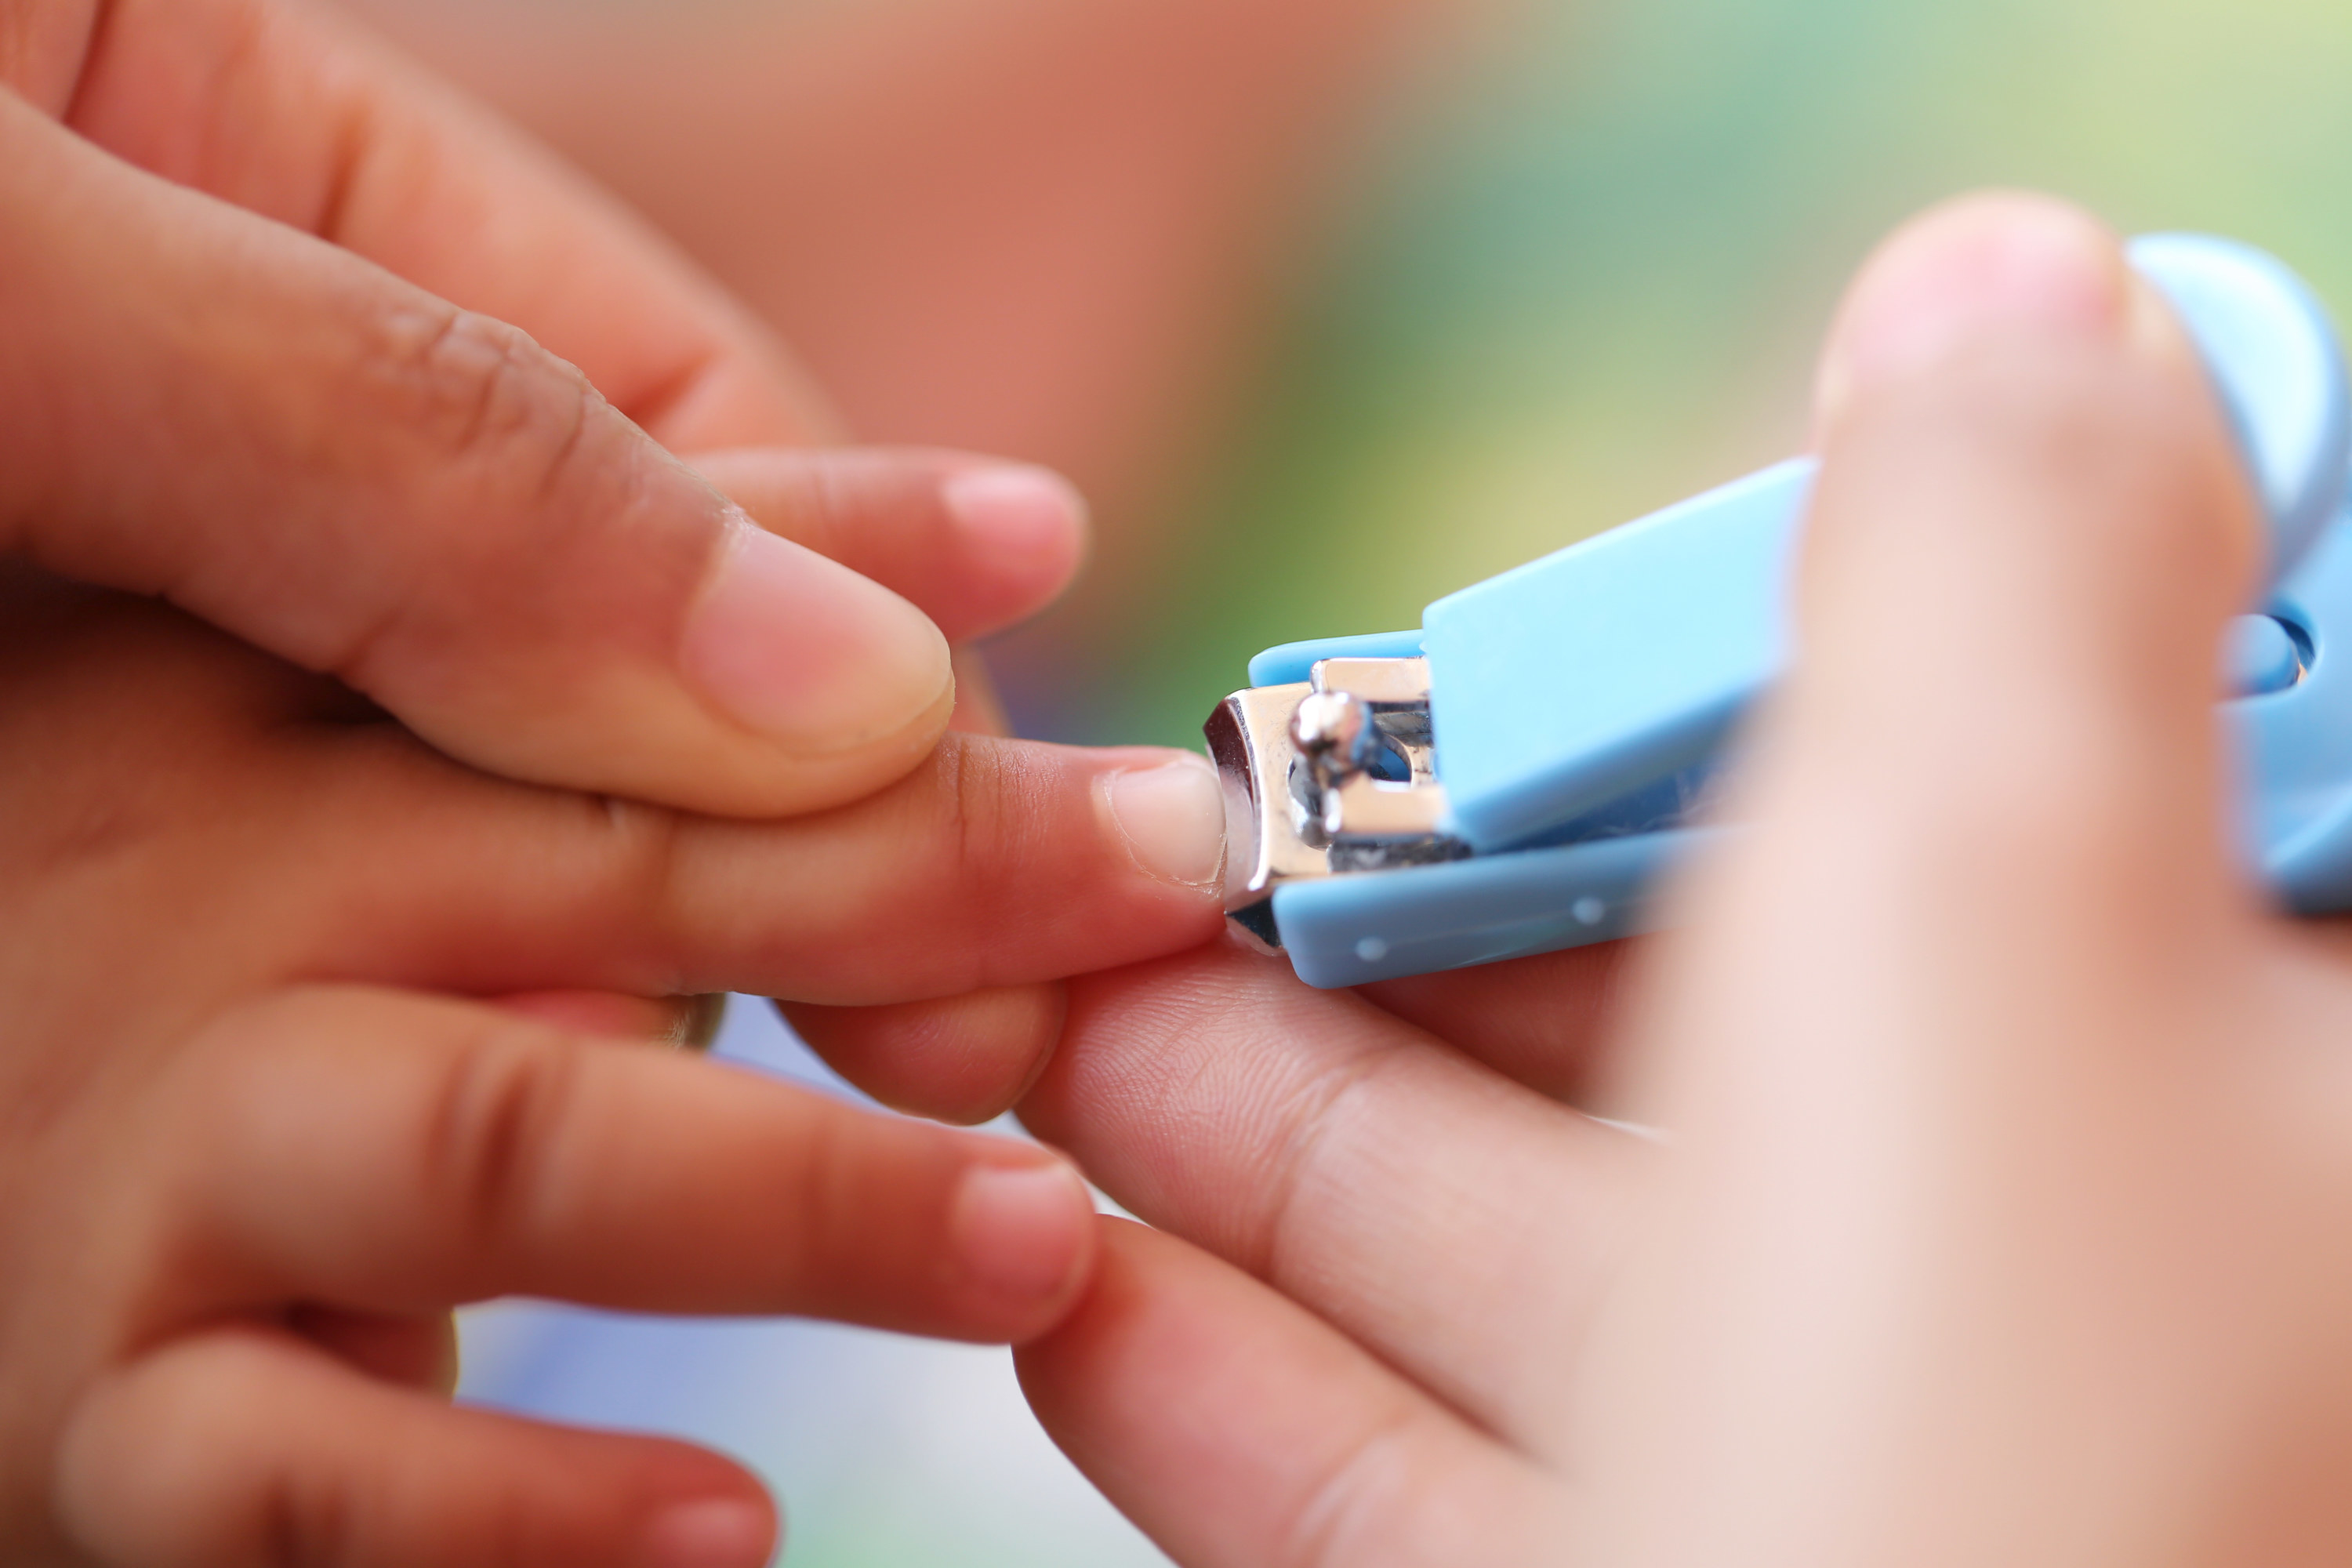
left=1207, top=235, right=2352, bottom=987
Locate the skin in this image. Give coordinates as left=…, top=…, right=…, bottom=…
left=0, top=2, right=1232, bottom=1562
left=0, top=0, right=1093, bottom=817
left=958, top=194, right=2352, bottom=1566
left=0, top=568, right=1226, bottom=1567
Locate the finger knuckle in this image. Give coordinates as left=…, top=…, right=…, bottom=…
left=932, top=738, right=1080, bottom=975
left=178, top=989, right=353, bottom=1116
left=421, top=1016, right=584, bottom=1266
left=945, top=741, right=991, bottom=873
left=263, top=1465, right=359, bottom=1568
left=368, top=301, right=595, bottom=498
left=589, top=793, right=697, bottom=992
left=774, top=1105, right=852, bottom=1287
left=56, top=1332, right=356, bottom=1568
left=935, top=738, right=1020, bottom=982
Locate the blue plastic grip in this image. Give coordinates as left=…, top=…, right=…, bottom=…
left=1424, top=459, right=1809, bottom=852
left=1254, top=233, right=2352, bottom=988
left=1273, top=830, right=1710, bottom=988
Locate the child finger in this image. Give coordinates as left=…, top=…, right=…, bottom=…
left=298, top=730, right=1229, bottom=1007
left=54, top=1323, right=776, bottom=1568
left=779, top=984, right=1069, bottom=1126
left=691, top=448, right=1088, bottom=644
left=168, top=987, right=1098, bottom=1341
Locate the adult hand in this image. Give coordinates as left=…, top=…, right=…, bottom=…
left=1009, top=194, right=2352, bottom=1566
left=1, top=0, right=1084, bottom=818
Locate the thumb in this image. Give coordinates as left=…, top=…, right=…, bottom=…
left=1569, top=197, right=2278, bottom=1568
left=0, top=94, right=951, bottom=819
left=1637, top=192, right=2274, bottom=1142
left=1778, top=193, right=2261, bottom=923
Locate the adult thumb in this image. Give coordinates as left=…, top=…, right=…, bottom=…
left=0, top=94, right=951, bottom=818
left=1576, top=197, right=2282, bottom=1568
left=1780, top=192, right=2260, bottom=912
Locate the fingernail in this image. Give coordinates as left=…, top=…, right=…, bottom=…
left=682, top=516, right=953, bottom=753
left=950, top=1159, right=1092, bottom=1304
left=942, top=464, right=1088, bottom=568
left=1099, top=753, right=1227, bottom=890
left=1817, top=196, right=2129, bottom=423
left=636, top=1497, right=775, bottom=1568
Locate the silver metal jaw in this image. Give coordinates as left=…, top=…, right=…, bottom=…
left=1204, top=656, right=1468, bottom=947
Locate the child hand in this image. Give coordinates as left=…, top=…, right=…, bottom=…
left=0, top=566, right=1226, bottom=1567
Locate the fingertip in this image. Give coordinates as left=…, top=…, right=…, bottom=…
left=1747, top=196, right=2263, bottom=938
left=1799, top=191, right=2252, bottom=668
left=688, top=448, right=1088, bottom=642
left=1815, top=192, right=2133, bottom=430
left=942, top=463, right=1090, bottom=604
left=949, top=1152, right=1098, bottom=1335
left=634, top=1494, right=779, bottom=1568
left=782, top=983, right=1068, bottom=1125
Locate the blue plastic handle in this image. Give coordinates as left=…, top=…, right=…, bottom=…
left=1248, top=234, right=2352, bottom=987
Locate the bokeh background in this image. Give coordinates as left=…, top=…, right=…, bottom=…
left=345, top=0, right=2352, bottom=1560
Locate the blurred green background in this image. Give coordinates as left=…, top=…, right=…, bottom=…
left=1077, top=0, right=2352, bottom=750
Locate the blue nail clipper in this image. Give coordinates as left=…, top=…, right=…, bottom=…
left=1207, top=235, right=2352, bottom=988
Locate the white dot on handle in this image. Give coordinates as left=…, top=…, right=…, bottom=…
left=1356, top=937, right=1389, bottom=963
left=1572, top=897, right=1606, bottom=926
